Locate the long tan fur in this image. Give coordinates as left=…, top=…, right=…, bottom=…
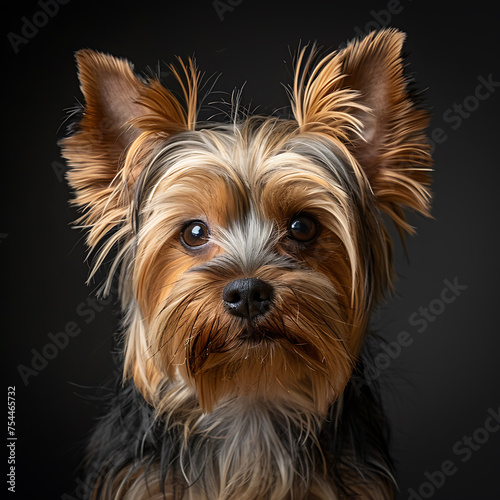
left=61, top=29, right=431, bottom=500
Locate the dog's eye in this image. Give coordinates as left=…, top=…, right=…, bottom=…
left=288, top=215, right=317, bottom=242
left=181, top=221, right=209, bottom=248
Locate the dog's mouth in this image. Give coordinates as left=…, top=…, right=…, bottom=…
left=240, top=324, right=278, bottom=342
left=239, top=318, right=308, bottom=346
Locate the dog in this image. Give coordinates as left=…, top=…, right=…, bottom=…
left=60, top=28, right=432, bottom=499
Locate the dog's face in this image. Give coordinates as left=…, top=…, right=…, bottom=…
left=129, top=122, right=371, bottom=413
left=61, top=29, right=431, bottom=413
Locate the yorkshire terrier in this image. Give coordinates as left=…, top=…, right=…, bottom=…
left=60, top=28, right=432, bottom=499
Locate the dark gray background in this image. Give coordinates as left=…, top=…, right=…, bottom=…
left=4, top=1, right=499, bottom=498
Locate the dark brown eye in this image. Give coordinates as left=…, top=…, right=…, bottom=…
left=181, top=221, right=209, bottom=248
left=289, top=215, right=317, bottom=242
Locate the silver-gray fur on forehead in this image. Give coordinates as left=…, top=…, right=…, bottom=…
left=135, top=120, right=361, bottom=194
left=211, top=211, right=277, bottom=275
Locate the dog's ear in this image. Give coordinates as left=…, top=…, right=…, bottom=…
left=292, top=29, right=432, bottom=235
left=60, top=49, right=198, bottom=248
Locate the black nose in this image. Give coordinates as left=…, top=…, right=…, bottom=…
left=223, top=278, right=273, bottom=320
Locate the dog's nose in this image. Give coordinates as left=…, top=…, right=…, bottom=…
left=223, top=278, right=273, bottom=320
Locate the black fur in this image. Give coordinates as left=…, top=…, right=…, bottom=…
left=81, top=344, right=393, bottom=499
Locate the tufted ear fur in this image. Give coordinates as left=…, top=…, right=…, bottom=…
left=60, top=49, right=199, bottom=249
left=292, top=29, right=432, bottom=235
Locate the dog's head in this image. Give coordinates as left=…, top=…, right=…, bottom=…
left=61, top=29, right=431, bottom=413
